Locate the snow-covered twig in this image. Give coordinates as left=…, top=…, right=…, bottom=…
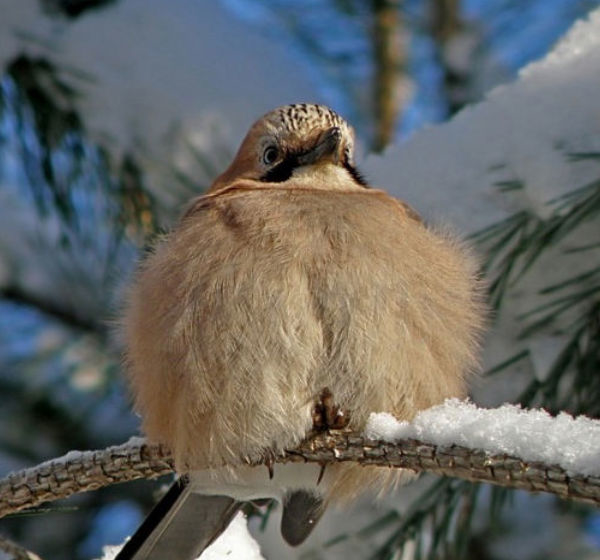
left=0, top=438, right=174, bottom=519
left=2, top=402, right=600, bottom=519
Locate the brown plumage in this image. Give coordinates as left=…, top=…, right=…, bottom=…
left=124, top=103, right=484, bottom=515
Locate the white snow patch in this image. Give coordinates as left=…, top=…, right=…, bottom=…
left=99, top=512, right=264, bottom=560
left=96, top=544, right=120, bottom=560
left=365, top=6, right=600, bottom=231
left=365, top=399, right=600, bottom=477
left=362, top=6, right=600, bottom=409
left=6, top=437, right=148, bottom=481
left=199, top=511, right=264, bottom=559
left=0, top=0, right=319, bottom=185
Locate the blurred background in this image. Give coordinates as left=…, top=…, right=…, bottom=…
left=0, top=0, right=600, bottom=558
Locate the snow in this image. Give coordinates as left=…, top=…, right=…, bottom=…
left=0, top=0, right=320, bottom=185
left=365, top=7, right=600, bottom=231
left=198, top=512, right=264, bottom=560
left=96, top=544, right=120, bottom=560
left=97, top=512, right=264, bottom=560
left=363, top=6, right=600, bottom=406
left=15, top=437, right=147, bottom=477
left=98, top=398, right=600, bottom=560
left=366, top=399, right=600, bottom=477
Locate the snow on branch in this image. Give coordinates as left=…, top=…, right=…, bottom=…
left=1, top=401, right=600, bottom=519
left=366, top=399, right=600, bottom=478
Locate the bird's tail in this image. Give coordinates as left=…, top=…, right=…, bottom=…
left=281, top=489, right=325, bottom=546
left=115, top=477, right=241, bottom=560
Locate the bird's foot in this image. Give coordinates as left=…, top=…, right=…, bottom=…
left=262, top=449, right=276, bottom=479
left=312, top=387, right=349, bottom=431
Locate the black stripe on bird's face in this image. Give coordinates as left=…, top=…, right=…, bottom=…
left=343, top=159, right=369, bottom=187
left=260, top=151, right=369, bottom=188
left=261, top=153, right=298, bottom=183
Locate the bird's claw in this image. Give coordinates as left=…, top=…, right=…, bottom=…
left=312, top=387, right=350, bottom=431
left=263, top=449, right=276, bottom=479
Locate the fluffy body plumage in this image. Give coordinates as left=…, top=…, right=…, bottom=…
left=124, top=103, right=484, bottom=522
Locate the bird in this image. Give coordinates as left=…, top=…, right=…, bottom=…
left=117, top=103, right=485, bottom=559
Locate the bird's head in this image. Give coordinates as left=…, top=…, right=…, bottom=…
left=209, top=103, right=368, bottom=192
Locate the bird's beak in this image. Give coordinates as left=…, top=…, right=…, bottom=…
left=297, top=127, right=342, bottom=166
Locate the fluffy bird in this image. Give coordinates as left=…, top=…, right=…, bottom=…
left=118, top=103, right=484, bottom=559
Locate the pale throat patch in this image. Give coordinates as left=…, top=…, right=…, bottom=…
left=291, top=162, right=362, bottom=190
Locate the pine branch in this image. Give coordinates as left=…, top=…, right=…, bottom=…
left=0, top=284, right=102, bottom=333
left=1, top=432, right=599, bottom=520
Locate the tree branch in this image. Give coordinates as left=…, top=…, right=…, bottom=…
left=429, top=0, right=476, bottom=115
left=0, top=284, right=102, bottom=333
left=1, top=432, right=599, bottom=519
left=371, top=0, right=408, bottom=151
left=0, top=536, right=44, bottom=560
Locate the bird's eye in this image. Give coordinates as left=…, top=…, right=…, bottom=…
left=262, top=146, right=279, bottom=165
